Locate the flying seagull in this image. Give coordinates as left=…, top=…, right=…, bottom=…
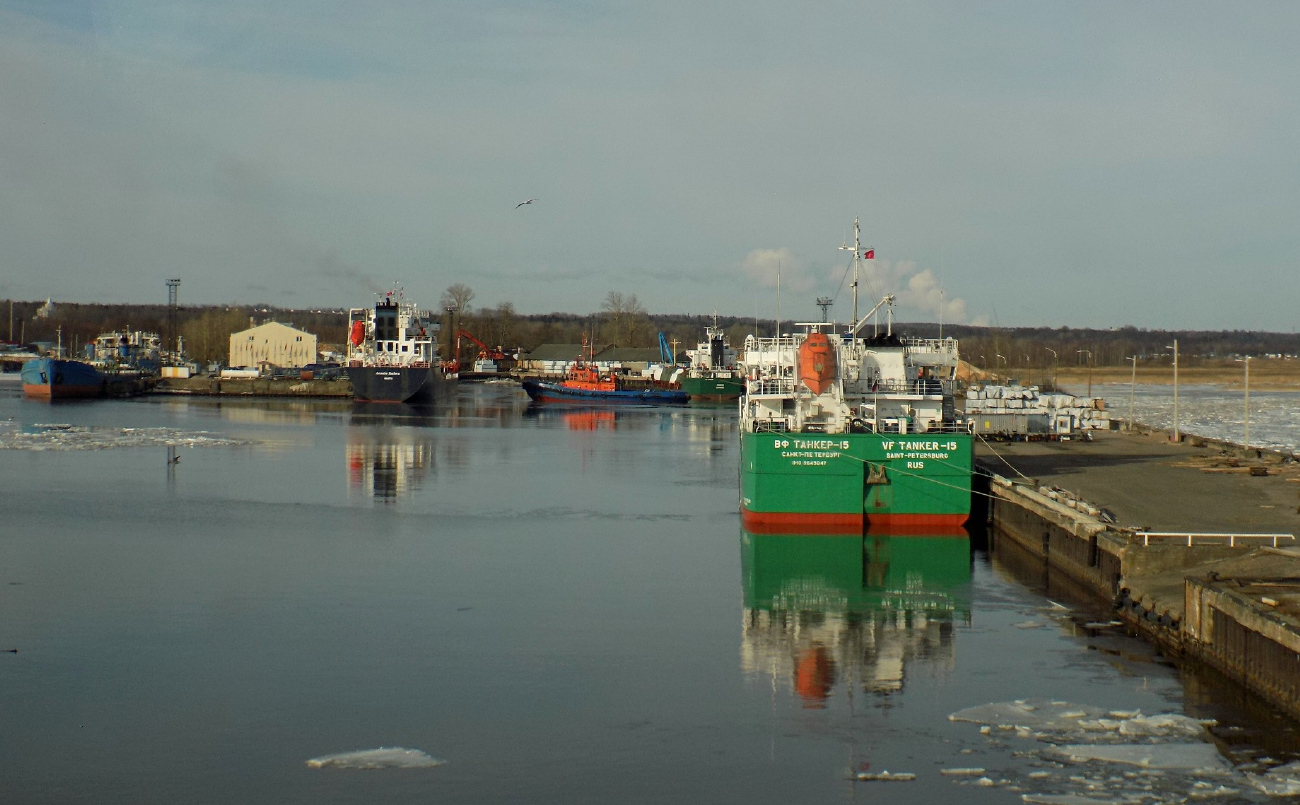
left=515, top=198, right=537, bottom=209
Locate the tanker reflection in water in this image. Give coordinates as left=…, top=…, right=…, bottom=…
left=741, top=530, right=972, bottom=707
left=346, top=437, right=435, bottom=502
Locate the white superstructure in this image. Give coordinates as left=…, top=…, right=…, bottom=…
left=346, top=289, right=439, bottom=369
left=740, top=220, right=966, bottom=436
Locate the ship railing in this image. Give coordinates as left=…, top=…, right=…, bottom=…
left=927, top=421, right=974, bottom=434
left=904, top=337, right=960, bottom=354
left=746, top=377, right=797, bottom=396
left=862, top=378, right=954, bottom=396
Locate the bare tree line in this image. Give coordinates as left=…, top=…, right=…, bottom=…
left=7, top=295, right=1300, bottom=368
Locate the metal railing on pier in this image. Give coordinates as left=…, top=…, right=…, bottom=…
left=1136, top=532, right=1296, bottom=548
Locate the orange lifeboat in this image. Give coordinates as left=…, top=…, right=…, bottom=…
left=798, top=332, right=837, bottom=395
left=349, top=320, right=365, bottom=347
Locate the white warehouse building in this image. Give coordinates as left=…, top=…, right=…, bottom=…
left=229, top=321, right=318, bottom=369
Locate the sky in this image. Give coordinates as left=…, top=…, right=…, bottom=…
left=2, top=1, right=1298, bottom=330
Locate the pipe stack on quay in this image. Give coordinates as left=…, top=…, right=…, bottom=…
left=976, top=427, right=1300, bottom=719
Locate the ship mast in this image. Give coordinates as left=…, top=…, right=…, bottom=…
left=838, top=218, right=863, bottom=330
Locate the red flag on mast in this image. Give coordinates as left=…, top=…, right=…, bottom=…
left=863, top=249, right=875, bottom=259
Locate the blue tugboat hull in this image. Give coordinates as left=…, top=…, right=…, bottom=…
left=521, top=379, right=688, bottom=405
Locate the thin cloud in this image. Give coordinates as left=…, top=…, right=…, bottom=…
left=738, top=248, right=814, bottom=294
left=858, top=258, right=979, bottom=325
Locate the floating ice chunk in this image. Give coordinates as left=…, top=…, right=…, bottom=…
left=940, top=767, right=986, bottom=776
left=951, top=701, right=1109, bottom=732
left=1049, top=743, right=1231, bottom=771
left=305, top=747, right=445, bottom=769
left=1107, top=710, right=1140, bottom=719
left=1248, top=760, right=1300, bottom=796
left=1015, top=621, right=1046, bottom=629
left=1021, top=795, right=1133, bottom=805
left=0, top=423, right=247, bottom=451
left=855, top=770, right=915, bottom=781
left=1078, top=719, right=1122, bottom=732
left=1188, top=783, right=1238, bottom=799
left=1116, top=713, right=1207, bottom=739
left=975, top=776, right=995, bottom=786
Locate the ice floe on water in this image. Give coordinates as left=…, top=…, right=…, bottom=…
left=0, top=422, right=246, bottom=451
left=305, top=747, right=444, bottom=769
left=1247, top=761, right=1300, bottom=797
left=1092, top=383, right=1300, bottom=452
left=1048, top=743, right=1231, bottom=771
left=943, top=700, right=1300, bottom=802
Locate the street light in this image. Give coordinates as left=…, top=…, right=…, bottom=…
left=1241, top=355, right=1251, bottom=448
left=1127, top=356, right=1137, bottom=431
left=1045, top=347, right=1058, bottom=390
left=1165, top=339, right=1179, bottom=442
left=1076, top=349, right=1092, bottom=397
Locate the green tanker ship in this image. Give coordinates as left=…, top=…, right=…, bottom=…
left=679, top=319, right=744, bottom=402
left=738, top=220, right=973, bottom=534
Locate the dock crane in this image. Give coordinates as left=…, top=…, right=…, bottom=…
left=445, top=329, right=508, bottom=374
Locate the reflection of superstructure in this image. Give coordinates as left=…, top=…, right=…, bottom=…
left=740, top=532, right=970, bottom=705
left=346, top=440, right=435, bottom=501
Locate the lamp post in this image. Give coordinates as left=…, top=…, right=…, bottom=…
left=995, top=354, right=1006, bottom=382
left=1127, top=355, right=1137, bottom=431
left=1244, top=355, right=1251, bottom=448
left=1045, top=347, right=1057, bottom=390
left=1165, top=339, right=1179, bottom=441
left=1076, top=349, right=1092, bottom=397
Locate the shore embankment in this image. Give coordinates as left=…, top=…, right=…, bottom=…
left=153, top=376, right=352, bottom=397
left=977, top=428, right=1300, bottom=719
left=1055, top=360, right=1300, bottom=391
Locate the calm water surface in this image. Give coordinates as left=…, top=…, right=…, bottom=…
left=1, top=380, right=1295, bottom=803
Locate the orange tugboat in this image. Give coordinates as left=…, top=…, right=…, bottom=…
left=521, top=340, right=688, bottom=404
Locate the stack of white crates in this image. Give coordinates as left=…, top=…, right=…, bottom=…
left=965, top=384, right=1112, bottom=435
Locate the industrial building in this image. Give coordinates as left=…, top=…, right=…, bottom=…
left=229, top=321, right=318, bottom=369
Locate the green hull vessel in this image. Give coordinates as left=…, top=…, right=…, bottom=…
left=737, top=221, right=973, bottom=534
left=680, top=372, right=745, bottom=401
left=740, top=431, right=973, bottom=533
left=682, top=322, right=743, bottom=401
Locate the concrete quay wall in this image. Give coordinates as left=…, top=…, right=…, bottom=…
left=1185, top=576, right=1300, bottom=721
left=981, top=464, right=1300, bottom=718
left=985, top=473, right=1124, bottom=599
